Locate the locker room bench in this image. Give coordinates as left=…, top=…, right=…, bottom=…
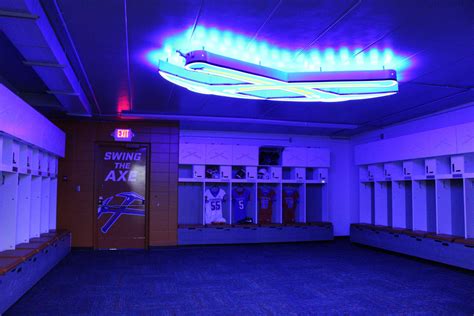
left=0, top=230, right=71, bottom=313
left=350, top=224, right=473, bottom=270
left=177, top=222, right=334, bottom=245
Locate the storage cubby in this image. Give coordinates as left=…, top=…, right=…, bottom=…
left=282, top=167, right=305, bottom=181
left=384, top=162, right=403, bottom=180
left=219, top=166, right=231, bottom=180
left=402, top=160, right=424, bottom=178
left=231, top=183, right=256, bottom=224
left=232, top=166, right=247, bottom=180
left=12, top=141, right=20, bottom=171
left=306, top=167, right=328, bottom=183
left=49, top=156, right=58, bottom=177
left=464, top=178, right=474, bottom=238
left=436, top=179, right=465, bottom=236
left=359, top=182, right=375, bottom=224
left=232, top=166, right=258, bottom=181
left=16, top=174, right=32, bottom=244
left=306, top=183, right=328, bottom=223
left=282, top=184, right=305, bottom=223
left=391, top=181, right=413, bottom=229
left=30, top=148, right=39, bottom=175
left=368, top=164, right=384, bottom=181
left=412, top=180, right=436, bottom=232
left=359, top=166, right=372, bottom=182
left=205, top=165, right=220, bottom=179
left=178, top=165, right=193, bottom=179
left=257, top=183, right=281, bottom=224
left=374, top=181, right=392, bottom=226
left=425, top=156, right=450, bottom=177
left=463, top=153, right=474, bottom=175
left=18, top=143, right=28, bottom=174
left=30, top=175, right=42, bottom=238
left=204, top=183, right=231, bottom=224
left=0, top=171, right=19, bottom=251
left=1, top=136, right=13, bottom=172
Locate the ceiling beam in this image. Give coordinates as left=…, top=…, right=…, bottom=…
left=119, top=112, right=359, bottom=130
left=0, top=9, right=38, bottom=20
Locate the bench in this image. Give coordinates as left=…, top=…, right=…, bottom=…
left=0, top=230, right=71, bottom=314
left=350, top=224, right=473, bottom=270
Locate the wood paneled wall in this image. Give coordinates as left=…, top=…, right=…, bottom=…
left=54, top=120, right=179, bottom=247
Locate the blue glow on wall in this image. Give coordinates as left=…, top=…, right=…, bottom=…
left=145, top=25, right=410, bottom=75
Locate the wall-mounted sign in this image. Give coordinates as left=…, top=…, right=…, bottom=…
left=112, top=128, right=134, bottom=142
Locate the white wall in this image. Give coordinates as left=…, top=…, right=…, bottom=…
left=181, top=130, right=355, bottom=236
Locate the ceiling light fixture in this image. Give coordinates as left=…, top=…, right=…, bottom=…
left=158, top=50, right=398, bottom=102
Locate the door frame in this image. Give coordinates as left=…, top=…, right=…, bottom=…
left=93, top=142, right=150, bottom=250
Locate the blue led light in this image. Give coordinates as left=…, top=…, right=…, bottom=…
left=156, top=50, right=399, bottom=102
left=146, top=26, right=410, bottom=74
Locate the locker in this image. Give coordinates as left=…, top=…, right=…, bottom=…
left=359, top=166, right=371, bottom=182
left=368, top=164, right=384, bottom=181
left=0, top=136, right=13, bottom=172
left=295, top=167, right=305, bottom=181
left=269, top=167, right=282, bottom=180
left=384, top=162, right=402, bottom=179
left=12, top=142, right=20, bottom=171
left=192, top=165, right=205, bottom=179
left=306, top=148, right=330, bottom=167
left=316, top=168, right=328, bottom=183
left=246, top=166, right=257, bottom=180
left=232, top=145, right=258, bottom=166
left=282, top=147, right=307, bottom=167
left=179, top=143, right=205, bottom=164
left=425, top=157, right=450, bottom=176
left=205, top=144, right=232, bottom=165
left=402, top=160, right=424, bottom=177
left=219, top=166, right=231, bottom=180
left=450, top=156, right=464, bottom=175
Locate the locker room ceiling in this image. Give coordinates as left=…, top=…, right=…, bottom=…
left=1, top=0, right=474, bottom=136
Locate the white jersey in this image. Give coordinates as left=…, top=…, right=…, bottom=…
left=204, top=188, right=226, bottom=224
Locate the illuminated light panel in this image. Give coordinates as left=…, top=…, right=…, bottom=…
left=145, top=26, right=410, bottom=75
left=157, top=50, right=398, bottom=102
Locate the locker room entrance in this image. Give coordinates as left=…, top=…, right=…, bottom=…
left=94, top=143, right=149, bottom=249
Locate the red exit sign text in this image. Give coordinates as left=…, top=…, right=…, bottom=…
left=112, top=128, right=134, bottom=142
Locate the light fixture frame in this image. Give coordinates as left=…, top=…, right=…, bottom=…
left=158, top=50, right=398, bottom=102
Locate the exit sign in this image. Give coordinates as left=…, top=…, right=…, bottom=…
left=112, top=128, right=134, bottom=142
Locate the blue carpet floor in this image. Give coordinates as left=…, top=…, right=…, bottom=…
left=6, top=239, right=474, bottom=315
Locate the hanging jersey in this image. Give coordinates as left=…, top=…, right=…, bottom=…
left=232, top=187, right=251, bottom=222
left=204, top=188, right=226, bottom=224
left=258, top=187, right=275, bottom=224
left=283, top=188, right=299, bottom=223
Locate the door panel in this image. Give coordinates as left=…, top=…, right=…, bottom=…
left=95, top=144, right=147, bottom=249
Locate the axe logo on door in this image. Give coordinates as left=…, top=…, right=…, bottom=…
left=98, top=192, right=145, bottom=233
left=96, top=145, right=147, bottom=248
